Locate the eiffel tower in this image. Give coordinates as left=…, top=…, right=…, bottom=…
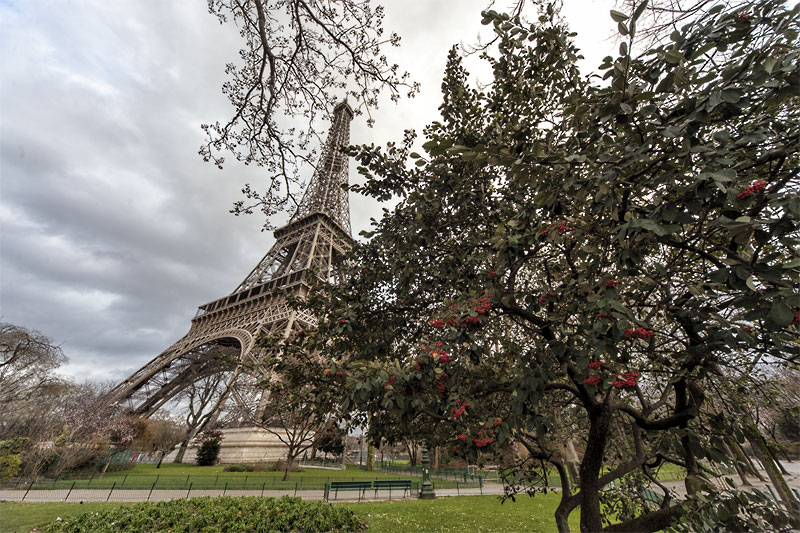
left=105, top=102, right=354, bottom=434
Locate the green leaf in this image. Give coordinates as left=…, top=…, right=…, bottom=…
left=610, top=9, right=629, bottom=22
left=632, top=0, right=648, bottom=22
left=619, top=42, right=628, bottom=57
left=618, top=21, right=629, bottom=36
left=781, top=258, right=800, bottom=269
left=665, top=49, right=685, bottom=64
left=721, top=89, right=741, bottom=104
left=767, top=301, right=794, bottom=327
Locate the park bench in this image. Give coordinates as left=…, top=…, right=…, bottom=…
left=324, top=481, right=373, bottom=501
left=640, top=487, right=667, bottom=510
left=373, top=479, right=414, bottom=498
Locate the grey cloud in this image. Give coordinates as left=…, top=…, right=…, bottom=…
left=0, top=0, right=614, bottom=382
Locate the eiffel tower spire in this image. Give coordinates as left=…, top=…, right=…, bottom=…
left=294, top=100, right=353, bottom=234
left=103, top=103, right=355, bottom=438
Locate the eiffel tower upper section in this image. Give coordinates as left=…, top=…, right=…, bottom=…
left=233, top=100, right=354, bottom=293
left=104, top=101, right=355, bottom=417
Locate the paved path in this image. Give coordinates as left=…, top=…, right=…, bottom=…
left=0, top=484, right=505, bottom=503
left=659, top=458, right=800, bottom=498
left=4, top=461, right=797, bottom=504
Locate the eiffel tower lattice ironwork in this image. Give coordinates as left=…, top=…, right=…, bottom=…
left=104, top=101, right=355, bottom=425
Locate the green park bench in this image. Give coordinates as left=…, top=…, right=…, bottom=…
left=641, top=487, right=667, bottom=510
left=373, top=479, right=414, bottom=498
left=324, top=481, right=373, bottom=501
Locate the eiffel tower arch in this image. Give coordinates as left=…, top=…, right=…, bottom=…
left=105, top=102, right=355, bottom=459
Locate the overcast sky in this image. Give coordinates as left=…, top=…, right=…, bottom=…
left=0, top=0, right=616, bottom=382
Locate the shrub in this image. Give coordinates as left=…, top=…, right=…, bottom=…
left=223, top=464, right=254, bottom=472
left=195, top=430, right=222, bottom=466
left=269, top=459, right=304, bottom=473
left=0, top=438, right=28, bottom=481
left=42, top=496, right=367, bottom=532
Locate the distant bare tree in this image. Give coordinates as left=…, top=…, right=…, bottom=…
left=0, top=323, right=67, bottom=433
left=173, top=372, right=229, bottom=463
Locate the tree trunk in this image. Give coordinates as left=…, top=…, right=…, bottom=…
left=156, top=450, right=165, bottom=469
left=405, top=442, right=417, bottom=466
left=433, top=446, right=441, bottom=470
left=565, top=439, right=581, bottom=488
left=310, top=443, right=318, bottom=461
left=99, top=451, right=113, bottom=475
left=579, top=406, right=610, bottom=532
left=722, top=440, right=750, bottom=486
left=744, top=424, right=800, bottom=525
left=283, top=455, right=295, bottom=482
left=366, top=444, right=375, bottom=471
left=730, top=438, right=765, bottom=481
left=174, top=438, right=190, bottom=464
left=553, top=461, right=574, bottom=533
left=765, top=440, right=790, bottom=475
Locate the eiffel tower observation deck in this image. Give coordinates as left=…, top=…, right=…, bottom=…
left=104, top=102, right=355, bottom=455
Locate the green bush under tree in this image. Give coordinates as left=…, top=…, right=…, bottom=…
left=41, top=496, right=366, bottom=532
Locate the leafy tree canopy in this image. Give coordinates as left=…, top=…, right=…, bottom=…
left=286, top=0, right=799, bottom=530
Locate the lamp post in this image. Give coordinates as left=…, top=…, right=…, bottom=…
left=419, top=447, right=436, bottom=499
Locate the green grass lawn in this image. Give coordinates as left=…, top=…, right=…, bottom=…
left=342, top=494, right=580, bottom=532
left=13, top=463, right=473, bottom=491
left=0, top=502, right=135, bottom=533
left=0, top=494, right=577, bottom=533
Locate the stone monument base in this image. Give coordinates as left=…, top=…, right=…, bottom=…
left=164, top=426, right=296, bottom=465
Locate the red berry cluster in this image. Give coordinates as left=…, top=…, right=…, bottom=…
left=430, top=293, right=494, bottom=330
left=457, top=434, right=467, bottom=441
left=437, top=352, right=452, bottom=364
left=538, top=292, right=556, bottom=303
left=584, top=375, right=603, bottom=386
left=451, top=399, right=470, bottom=419
left=473, top=424, right=496, bottom=447
left=596, top=312, right=612, bottom=319
left=737, top=12, right=751, bottom=23
left=793, top=311, right=800, bottom=326
left=338, top=318, right=347, bottom=324
left=385, top=375, right=395, bottom=386
left=493, top=417, right=502, bottom=427
left=612, top=372, right=640, bottom=389
left=736, top=180, right=767, bottom=199
left=541, top=222, right=571, bottom=237
left=488, top=269, right=496, bottom=278
left=436, top=381, right=446, bottom=393
left=624, top=327, right=654, bottom=340
left=588, top=360, right=604, bottom=369
left=604, top=280, right=620, bottom=288
left=474, top=296, right=492, bottom=314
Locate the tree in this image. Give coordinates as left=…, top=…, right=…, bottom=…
left=173, top=372, right=230, bottom=463
left=203, top=0, right=418, bottom=227
left=289, top=1, right=799, bottom=530
left=242, top=335, right=337, bottom=481
left=195, top=429, right=224, bottom=466
left=316, top=424, right=346, bottom=457
left=130, top=416, right=186, bottom=468
left=0, top=323, right=67, bottom=437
